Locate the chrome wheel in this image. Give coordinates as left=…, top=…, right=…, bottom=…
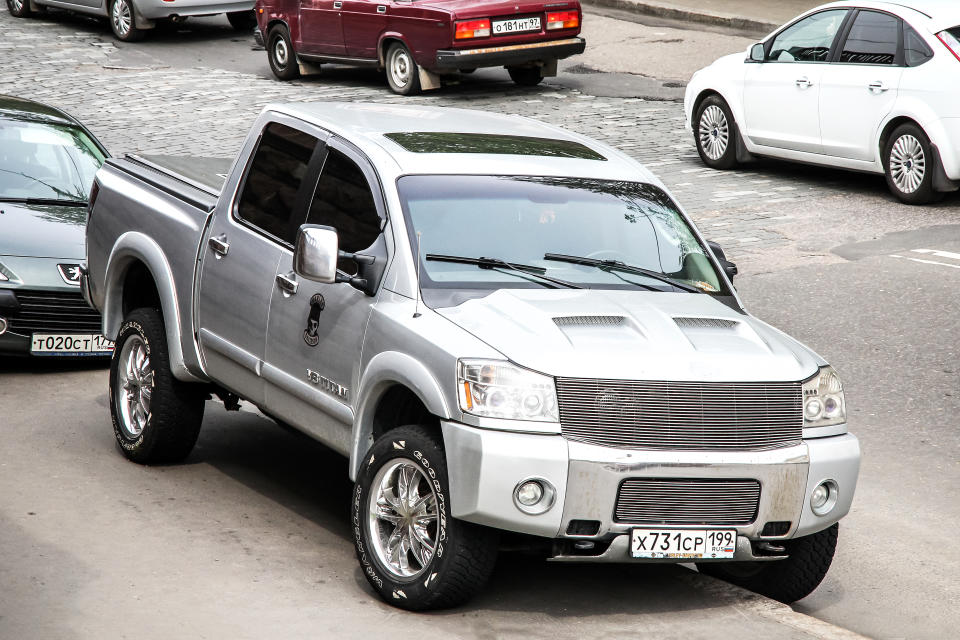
left=388, top=46, right=412, bottom=90
left=367, top=459, right=439, bottom=580
left=699, top=105, right=730, bottom=161
left=116, top=334, right=153, bottom=439
left=889, top=134, right=926, bottom=194
left=112, top=0, right=131, bottom=36
left=10, top=0, right=24, bottom=13
left=273, top=37, right=289, bottom=69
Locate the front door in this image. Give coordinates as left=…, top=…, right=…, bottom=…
left=820, top=10, right=904, bottom=161
left=299, top=0, right=346, bottom=55
left=196, top=121, right=323, bottom=406
left=743, top=8, right=850, bottom=154
left=263, top=140, right=386, bottom=454
left=341, top=0, right=388, bottom=59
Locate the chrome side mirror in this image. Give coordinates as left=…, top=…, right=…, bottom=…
left=294, top=224, right=338, bottom=284
left=749, top=43, right=766, bottom=62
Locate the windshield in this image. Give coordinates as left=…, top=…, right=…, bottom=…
left=0, top=119, right=106, bottom=202
left=397, top=175, right=728, bottom=294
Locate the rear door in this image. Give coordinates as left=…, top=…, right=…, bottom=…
left=820, top=10, right=905, bottom=161
left=262, top=139, right=386, bottom=452
left=341, top=0, right=387, bottom=59
left=196, top=122, right=324, bottom=405
left=299, top=0, right=346, bottom=55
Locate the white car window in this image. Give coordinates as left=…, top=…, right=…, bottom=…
left=768, top=9, right=848, bottom=62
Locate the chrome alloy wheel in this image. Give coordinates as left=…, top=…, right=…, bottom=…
left=112, top=0, right=132, bottom=37
left=10, top=0, right=24, bottom=13
left=367, top=459, right=439, bottom=580
left=273, top=37, right=289, bottom=68
left=116, top=334, right=153, bottom=439
left=388, top=47, right=412, bottom=90
left=699, top=105, right=730, bottom=161
left=889, top=134, right=926, bottom=194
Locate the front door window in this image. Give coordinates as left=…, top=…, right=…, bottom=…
left=767, top=9, right=848, bottom=62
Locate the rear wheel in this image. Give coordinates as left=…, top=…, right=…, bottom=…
left=227, top=10, right=256, bottom=31
left=695, top=94, right=740, bottom=169
left=884, top=123, right=941, bottom=205
left=697, top=523, right=839, bottom=603
left=7, top=0, right=34, bottom=18
left=268, top=25, right=300, bottom=80
left=385, top=42, right=421, bottom=96
left=110, top=0, right=146, bottom=42
left=507, top=65, right=543, bottom=86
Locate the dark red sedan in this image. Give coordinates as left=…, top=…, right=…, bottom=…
left=254, top=0, right=585, bottom=94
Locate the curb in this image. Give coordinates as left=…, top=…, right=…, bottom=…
left=581, top=0, right=779, bottom=34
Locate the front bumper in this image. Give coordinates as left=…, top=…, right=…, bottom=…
left=433, top=37, right=585, bottom=71
left=442, top=421, right=860, bottom=562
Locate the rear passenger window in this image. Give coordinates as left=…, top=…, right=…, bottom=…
left=305, top=148, right=381, bottom=273
left=236, top=123, right=319, bottom=245
left=904, top=24, right=933, bottom=66
left=840, top=11, right=899, bottom=65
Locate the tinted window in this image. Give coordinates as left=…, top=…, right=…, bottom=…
left=769, top=10, right=848, bottom=62
left=904, top=24, right=933, bottom=66
left=384, top=132, right=606, bottom=160
left=236, top=123, right=318, bottom=245
left=305, top=148, right=381, bottom=273
left=840, top=11, right=899, bottom=65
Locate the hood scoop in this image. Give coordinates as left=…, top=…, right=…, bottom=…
left=674, top=316, right=739, bottom=330
left=553, top=315, right=625, bottom=328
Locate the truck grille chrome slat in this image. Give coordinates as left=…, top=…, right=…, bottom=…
left=556, top=378, right=802, bottom=450
left=615, top=479, right=761, bottom=525
left=5, top=290, right=103, bottom=334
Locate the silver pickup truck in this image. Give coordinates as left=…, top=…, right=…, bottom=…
left=82, top=102, right=860, bottom=611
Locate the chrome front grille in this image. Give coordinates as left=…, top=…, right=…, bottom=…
left=615, top=478, right=760, bottom=525
left=556, top=378, right=802, bottom=450
left=5, top=290, right=103, bottom=334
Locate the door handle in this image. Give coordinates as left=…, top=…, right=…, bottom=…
left=868, top=81, right=888, bottom=93
left=276, top=272, right=299, bottom=295
left=795, top=77, right=813, bottom=88
left=208, top=234, right=229, bottom=257
left=333, top=1, right=341, bottom=8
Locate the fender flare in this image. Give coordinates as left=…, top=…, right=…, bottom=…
left=349, top=351, right=452, bottom=480
left=103, top=231, right=201, bottom=382
left=377, top=32, right=416, bottom=67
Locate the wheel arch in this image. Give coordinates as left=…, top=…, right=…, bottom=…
left=378, top=33, right=414, bottom=68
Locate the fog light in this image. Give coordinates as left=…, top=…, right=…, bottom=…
left=0, top=316, right=7, bottom=336
left=513, top=477, right=556, bottom=515
left=810, top=480, right=838, bottom=516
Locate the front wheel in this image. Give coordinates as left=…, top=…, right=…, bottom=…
left=353, top=425, right=498, bottom=610
left=110, top=0, right=146, bottom=41
left=226, top=10, right=256, bottom=31
left=267, top=25, right=300, bottom=80
left=697, top=523, right=839, bottom=603
left=385, top=42, right=421, bottom=96
left=507, top=65, right=543, bottom=86
left=884, top=123, right=942, bottom=205
left=7, top=0, right=34, bottom=18
left=694, top=95, right=740, bottom=169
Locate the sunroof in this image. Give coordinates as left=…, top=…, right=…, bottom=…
left=384, top=132, right=607, bottom=160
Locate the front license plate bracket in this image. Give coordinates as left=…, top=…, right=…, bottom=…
left=630, top=528, right=737, bottom=559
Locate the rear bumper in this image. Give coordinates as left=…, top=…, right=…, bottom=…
left=433, top=37, right=585, bottom=71
left=135, top=0, right=254, bottom=19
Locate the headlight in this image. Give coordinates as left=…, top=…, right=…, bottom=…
left=457, top=359, right=559, bottom=422
left=802, top=366, right=846, bottom=428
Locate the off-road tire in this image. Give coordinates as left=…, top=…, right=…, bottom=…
left=507, top=65, right=543, bottom=86
left=227, top=10, right=256, bottom=31
left=694, top=94, right=740, bottom=170
left=7, top=0, right=34, bottom=18
left=697, top=523, right=839, bottom=603
left=385, top=42, right=421, bottom=96
left=883, top=123, right=942, bottom=205
left=109, top=307, right=204, bottom=464
left=110, top=0, right=146, bottom=42
left=268, top=25, right=300, bottom=80
left=353, top=425, right=499, bottom=610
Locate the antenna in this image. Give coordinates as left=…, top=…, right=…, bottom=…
left=413, top=231, right=422, bottom=318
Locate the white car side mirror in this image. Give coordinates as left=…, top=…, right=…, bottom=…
left=749, top=43, right=765, bottom=62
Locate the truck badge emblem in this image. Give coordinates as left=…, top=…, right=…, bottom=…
left=303, top=293, right=325, bottom=346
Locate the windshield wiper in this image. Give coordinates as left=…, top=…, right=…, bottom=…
left=0, top=197, right=87, bottom=207
left=544, top=252, right=702, bottom=293
left=425, top=254, right=584, bottom=289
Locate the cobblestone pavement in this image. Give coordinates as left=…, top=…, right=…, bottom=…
left=0, top=10, right=934, bottom=268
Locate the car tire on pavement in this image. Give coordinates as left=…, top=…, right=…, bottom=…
left=697, top=523, right=839, bottom=603
left=7, top=0, right=34, bottom=18
left=109, top=307, right=205, bottom=464
left=507, top=65, right=543, bottom=87
left=110, top=0, right=146, bottom=42
left=385, top=42, right=421, bottom=96
left=883, top=122, right=942, bottom=205
left=227, top=10, right=256, bottom=32
left=352, top=425, right=499, bottom=610
left=268, top=25, right=300, bottom=80
left=694, top=94, right=741, bottom=170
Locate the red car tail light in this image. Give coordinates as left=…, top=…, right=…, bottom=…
left=937, top=30, right=960, bottom=62
left=546, top=10, right=579, bottom=30
left=455, top=19, right=491, bottom=39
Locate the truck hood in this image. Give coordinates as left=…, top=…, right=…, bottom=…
left=0, top=202, right=86, bottom=260
left=418, top=0, right=578, bottom=20
left=436, top=289, right=822, bottom=382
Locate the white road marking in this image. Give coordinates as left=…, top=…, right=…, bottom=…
left=911, top=248, right=960, bottom=261
left=889, top=255, right=960, bottom=269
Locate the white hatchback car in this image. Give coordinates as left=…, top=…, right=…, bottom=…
left=685, top=1, right=960, bottom=204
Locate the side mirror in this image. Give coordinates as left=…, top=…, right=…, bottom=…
left=749, top=43, right=766, bottom=62
left=294, top=224, right=338, bottom=284
left=707, top=240, right=739, bottom=282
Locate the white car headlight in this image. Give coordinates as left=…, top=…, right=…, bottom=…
left=458, top=359, right=559, bottom=422
left=802, top=366, right=846, bottom=429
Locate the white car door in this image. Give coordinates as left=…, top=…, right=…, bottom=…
left=820, top=10, right=905, bottom=161
left=743, top=9, right=850, bottom=154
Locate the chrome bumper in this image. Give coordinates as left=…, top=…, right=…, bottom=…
left=442, top=420, right=860, bottom=561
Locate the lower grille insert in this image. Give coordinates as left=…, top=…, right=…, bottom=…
left=615, top=478, right=760, bottom=526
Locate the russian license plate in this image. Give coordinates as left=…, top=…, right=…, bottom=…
left=30, top=333, right=114, bottom=356
left=631, top=529, right=737, bottom=559
left=492, top=16, right=541, bottom=35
